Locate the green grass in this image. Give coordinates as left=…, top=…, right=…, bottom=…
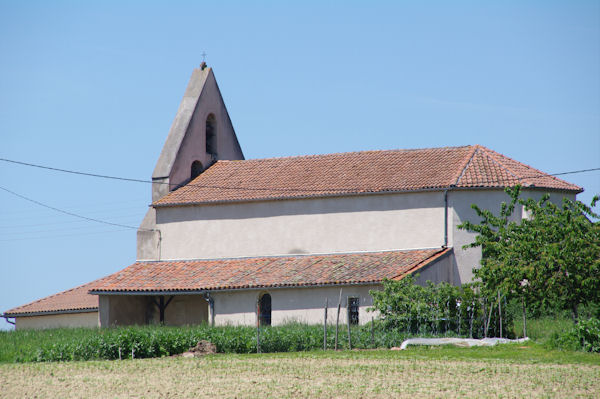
left=235, top=342, right=600, bottom=366
left=1, top=318, right=596, bottom=364
left=512, top=316, right=574, bottom=342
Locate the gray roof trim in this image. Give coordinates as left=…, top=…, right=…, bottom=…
left=3, top=308, right=98, bottom=317
left=153, top=184, right=580, bottom=208
left=89, top=281, right=383, bottom=296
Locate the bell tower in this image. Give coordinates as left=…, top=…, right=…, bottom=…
left=137, top=64, right=244, bottom=260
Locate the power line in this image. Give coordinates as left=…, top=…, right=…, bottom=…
left=0, top=185, right=140, bottom=230
left=0, top=160, right=597, bottom=239
left=0, top=214, right=144, bottom=229
left=1, top=157, right=598, bottom=194
left=548, top=168, right=600, bottom=176
left=0, top=228, right=132, bottom=242
left=0, top=158, right=152, bottom=184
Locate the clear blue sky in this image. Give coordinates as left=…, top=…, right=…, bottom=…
left=1, top=1, right=598, bottom=329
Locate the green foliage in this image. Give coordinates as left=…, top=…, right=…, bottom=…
left=0, top=323, right=419, bottom=363
left=369, top=276, right=512, bottom=338
left=2, top=319, right=595, bottom=364
left=459, top=186, right=600, bottom=321
left=549, top=318, right=600, bottom=353
left=511, top=314, right=572, bottom=341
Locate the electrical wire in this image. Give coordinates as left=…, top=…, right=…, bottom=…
left=0, top=214, right=144, bottom=229
left=0, top=228, right=132, bottom=242
left=0, top=185, right=140, bottom=230
left=0, top=157, right=597, bottom=238
left=1, top=157, right=598, bottom=194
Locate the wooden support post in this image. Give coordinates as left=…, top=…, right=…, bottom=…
left=323, top=297, right=328, bottom=350
left=152, top=295, right=174, bottom=325
left=159, top=296, right=165, bottom=324
left=371, top=317, right=375, bottom=348
left=522, top=296, right=527, bottom=338
left=469, top=302, right=474, bottom=339
left=458, top=306, right=462, bottom=336
left=256, top=299, right=261, bottom=354
left=498, top=290, right=502, bottom=338
left=485, top=298, right=494, bottom=338
left=347, top=300, right=352, bottom=350
left=209, top=296, right=215, bottom=327
left=482, top=299, right=487, bottom=338
left=335, top=288, right=342, bottom=351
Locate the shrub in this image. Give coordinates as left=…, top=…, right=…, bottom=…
left=370, top=276, right=513, bottom=338
left=549, top=318, right=600, bottom=353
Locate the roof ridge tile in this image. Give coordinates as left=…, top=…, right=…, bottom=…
left=477, top=146, right=523, bottom=183
left=453, top=145, right=479, bottom=186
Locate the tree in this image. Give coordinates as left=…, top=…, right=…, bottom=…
left=459, top=186, right=600, bottom=323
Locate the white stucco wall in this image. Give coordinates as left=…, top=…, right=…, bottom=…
left=151, top=187, right=576, bottom=288
left=15, top=312, right=99, bottom=330
left=156, top=191, right=446, bottom=260
left=211, top=285, right=380, bottom=326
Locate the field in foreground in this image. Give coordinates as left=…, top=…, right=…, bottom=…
left=1, top=346, right=598, bottom=399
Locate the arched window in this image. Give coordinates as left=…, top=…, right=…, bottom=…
left=258, top=293, right=272, bottom=326
left=190, top=160, right=203, bottom=180
left=205, top=114, right=217, bottom=156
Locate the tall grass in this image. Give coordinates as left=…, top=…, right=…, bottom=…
left=0, top=327, right=101, bottom=363
left=512, top=316, right=573, bottom=341
left=1, top=316, right=585, bottom=363
left=0, top=322, right=425, bottom=363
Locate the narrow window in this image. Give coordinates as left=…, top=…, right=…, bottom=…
left=259, top=293, right=272, bottom=326
left=205, top=114, right=217, bottom=156
left=348, top=297, right=359, bottom=325
left=190, top=160, right=203, bottom=180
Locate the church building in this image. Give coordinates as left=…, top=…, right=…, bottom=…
left=3, top=65, right=581, bottom=329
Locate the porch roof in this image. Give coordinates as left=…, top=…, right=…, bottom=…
left=3, top=280, right=99, bottom=317
left=89, top=248, right=450, bottom=294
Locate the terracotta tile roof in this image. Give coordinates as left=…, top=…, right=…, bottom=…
left=154, top=145, right=581, bottom=206
left=90, top=248, right=450, bottom=293
left=3, top=280, right=99, bottom=317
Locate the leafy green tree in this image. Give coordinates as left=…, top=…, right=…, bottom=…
left=460, top=186, right=599, bottom=323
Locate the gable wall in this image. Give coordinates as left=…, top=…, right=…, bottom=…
left=155, top=191, right=446, bottom=260
left=167, top=72, right=243, bottom=192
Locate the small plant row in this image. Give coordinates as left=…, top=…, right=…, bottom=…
left=3, top=322, right=455, bottom=363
